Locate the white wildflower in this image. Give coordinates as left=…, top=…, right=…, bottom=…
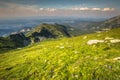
left=87, top=40, right=104, bottom=45
left=105, top=37, right=114, bottom=40
left=44, top=60, right=47, bottom=62
left=110, top=39, right=120, bottom=43
left=17, top=48, right=22, bottom=49
left=75, top=75, right=78, bottom=78
left=60, top=46, right=64, bottom=49
left=74, top=51, right=78, bottom=54
left=102, top=28, right=110, bottom=31
left=95, top=31, right=101, bottom=33
left=113, top=57, right=120, bottom=60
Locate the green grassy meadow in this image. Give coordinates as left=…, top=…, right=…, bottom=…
left=0, top=28, right=120, bottom=80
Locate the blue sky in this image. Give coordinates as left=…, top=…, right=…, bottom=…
left=0, top=0, right=120, bottom=19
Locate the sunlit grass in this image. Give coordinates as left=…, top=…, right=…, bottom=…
left=0, top=28, right=120, bottom=80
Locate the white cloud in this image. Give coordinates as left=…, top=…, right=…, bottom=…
left=79, top=7, right=89, bottom=10
left=91, top=8, right=101, bottom=11
left=70, top=7, right=115, bottom=11
left=70, top=7, right=90, bottom=10
left=46, top=8, right=57, bottom=12
left=39, top=8, right=44, bottom=10
left=40, top=8, right=57, bottom=12
left=102, top=8, right=114, bottom=11
left=0, top=2, right=117, bottom=18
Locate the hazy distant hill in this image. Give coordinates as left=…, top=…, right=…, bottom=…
left=64, top=21, right=101, bottom=35
left=97, top=15, right=120, bottom=29
left=66, top=15, right=120, bottom=35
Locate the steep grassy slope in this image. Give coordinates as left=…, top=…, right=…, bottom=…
left=0, top=28, right=120, bottom=80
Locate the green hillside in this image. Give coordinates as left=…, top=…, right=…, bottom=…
left=0, top=33, right=31, bottom=52
left=0, top=28, right=120, bottom=80
left=26, top=23, right=71, bottom=42
left=0, top=37, right=15, bottom=53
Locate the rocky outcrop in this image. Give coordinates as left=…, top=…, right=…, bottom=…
left=9, top=33, right=31, bottom=47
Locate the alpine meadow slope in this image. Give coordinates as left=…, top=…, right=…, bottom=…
left=0, top=27, right=120, bottom=80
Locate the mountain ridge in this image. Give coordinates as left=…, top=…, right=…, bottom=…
left=97, top=15, right=120, bottom=29
left=0, top=15, right=120, bottom=50
left=26, top=23, right=71, bottom=42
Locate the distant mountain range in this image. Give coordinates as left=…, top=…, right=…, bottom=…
left=67, top=15, right=120, bottom=35
left=0, top=15, right=120, bottom=51
left=97, top=15, right=120, bottom=29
